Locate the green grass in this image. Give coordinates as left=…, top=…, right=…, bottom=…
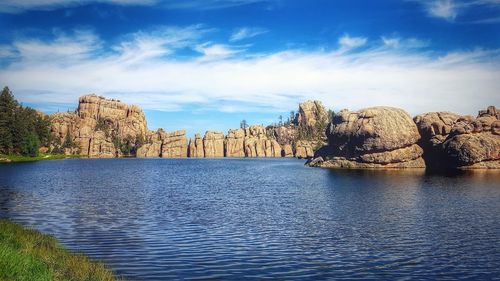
left=0, top=220, right=119, bottom=281
left=0, top=154, right=80, bottom=163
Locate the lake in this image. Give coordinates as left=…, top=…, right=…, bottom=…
left=0, top=158, right=499, bottom=280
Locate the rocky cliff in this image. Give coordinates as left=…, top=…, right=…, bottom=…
left=51, top=94, right=148, bottom=157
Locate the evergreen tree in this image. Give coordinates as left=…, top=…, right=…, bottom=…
left=0, top=87, right=17, bottom=154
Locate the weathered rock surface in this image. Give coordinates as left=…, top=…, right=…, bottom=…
left=414, top=112, right=461, bottom=169
left=225, top=129, right=246, bottom=157
left=50, top=94, right=148, bottom=157
left=311, top=107, right=425, bottom=168
left=162, top=130, right=188, bottom=158
left=297, top=100, right=329, bottom=132
left=295, top=140, right=314, bottom=159
left=414, top=106, right=499, bottom=169
left=188, top=133, right=204, bottom=158
left=204, top=131, right=225, bottom=158
left=442, top=106, right=499, bottom=169
left=136, top=130, right=163, bottom=158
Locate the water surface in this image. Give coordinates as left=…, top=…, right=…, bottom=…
left=0, top=158, right=499, bottom=280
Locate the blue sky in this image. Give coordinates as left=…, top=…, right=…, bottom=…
left=0, top=0, right=499, bottom=137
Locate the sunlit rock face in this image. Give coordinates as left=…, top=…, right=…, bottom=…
left=311, top=107, right=426, bottom=169
left=204, top=131, right=225, bottom=158
left=413, top=106, right=499, bottom=169
left=188, top=133, right=205, bottom=158
left=442, top=106, right=499, bottom=169
left=225, top=129, right=246, bottom=157
left=50, top=94, right=148, bottom=157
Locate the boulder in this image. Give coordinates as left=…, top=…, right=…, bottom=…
left=314, top=107, right=425, bottom=168
left=414, top=112, right=461, bottom=169
left=442, top=106, right=500, bottom=169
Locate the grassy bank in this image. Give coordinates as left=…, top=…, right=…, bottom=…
left=0, top=154, right=80, bottom=163
left=0, top=220, right=118, bottom=281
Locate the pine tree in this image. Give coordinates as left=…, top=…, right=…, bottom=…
left=0, top=87, right=17, bottom=154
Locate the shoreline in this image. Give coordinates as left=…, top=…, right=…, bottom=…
left=0, top=219, right=118, bottom=281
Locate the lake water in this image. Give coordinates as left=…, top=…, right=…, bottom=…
left=0, top=158, right=499, bottom=280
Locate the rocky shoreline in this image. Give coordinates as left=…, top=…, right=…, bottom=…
left=309, top=106, right=499, bottom=170
left=47, top=94, right=498, bottom=170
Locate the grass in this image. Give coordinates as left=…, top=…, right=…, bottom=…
left=0, top=153, right=80, bottom=163
left=0, top=220, right=119, bottom=281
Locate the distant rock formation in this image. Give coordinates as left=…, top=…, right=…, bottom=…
left=51, top=94, right=148, bottom=157
left=266, top=100, right=330, bottom=158
left=203, top=131, right=225, bottom=158
left=188, top=133, right=204, bottom=158
left=50, top=95, right=332, bottom=159
left=310, top=107, right=425, bottom=168
left=225, top=129, right=246, bottom=157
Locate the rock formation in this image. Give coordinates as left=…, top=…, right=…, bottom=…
left=161, top=130, right=188, bottom=158
left=225, top=129, right=246, bottom=157
left=50, top=94, right=148, bottom=157
left=203, top=131, right=225, bottom=158
left=188, top=133, right=204, bottom=158
left=442, top=106, right=499, bottom=169
left=414, top=106, right=499, bottom=169
left=310, top=107, right=425, bottom=168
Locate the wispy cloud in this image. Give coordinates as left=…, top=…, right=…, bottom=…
left=230, top=27, right=268, bottom=42
left=414, top=0, right=500, bottom=22
left=381, top=36, right=430, bottom=49
left=338, top=35, right=367, bottom=49
left=1, top=27, right=499, bottom=117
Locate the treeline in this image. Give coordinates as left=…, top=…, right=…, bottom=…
left=0, top=87, right=51, bottom=156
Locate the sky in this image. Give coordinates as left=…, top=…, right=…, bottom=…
left=0, top=0, right=499, bottom=137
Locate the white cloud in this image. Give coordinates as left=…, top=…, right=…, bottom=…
left=381, top=37, right=429, bottom=49
left=338, top=35, right=367, bottom=49
left=415, top=0, right=500, bottom=22
left=428, top=0, right=458, bottom=21
left=230, top=27, right=268, bottom=42
left=1, top=28, right=499, bottom=117
left=195, top=43, right=244, bottom=61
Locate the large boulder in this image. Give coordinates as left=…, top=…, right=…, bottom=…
left=442, top=106, right=499, bottom=169
left=414, top=112, right=461, bottom=169
left=312, top=107, right=425, bottom=168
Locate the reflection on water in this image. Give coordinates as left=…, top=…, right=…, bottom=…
left=0, top=159, right=499, bottom=280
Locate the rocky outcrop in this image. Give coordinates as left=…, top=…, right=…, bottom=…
left=414, top=106, right=499, bottom=169
left=295, top=140, right=314, bottom=159
left=162, top=130, right=188, bottom=158
left=188, top=133, right=204, bottom=158
left=225, top=129, right=246, bottom=157
left=442, top=106, right=499, bottom=169
left=50, top=94, right=148, bottom=157
left=204, top=131, right=225, bottom=158
left=414, top=112, right=461, bottom=169
left=310, top=107, right=425, bottom=168
left=136, top=130, right=163, bottom=158
left=283, top=144, right=294, bottom=157
left=296, top=100, right=329, bottom=133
